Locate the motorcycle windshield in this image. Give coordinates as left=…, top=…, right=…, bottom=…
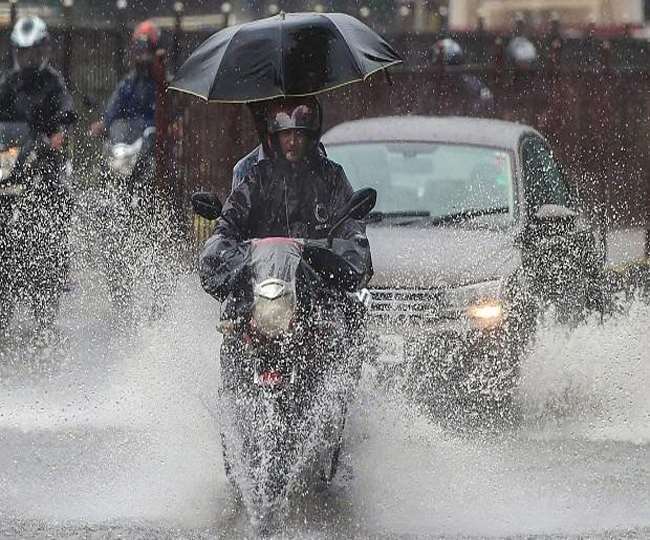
left=0, top=122, right=30, bottom=150
left=250, top=238, right=303, bottom=288
left=108, top=118, right=149, bottom=145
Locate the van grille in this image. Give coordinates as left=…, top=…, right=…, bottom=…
left=369, top=287, right=454, bottom=322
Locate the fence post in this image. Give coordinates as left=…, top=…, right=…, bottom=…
left=172, top=2, right=184, bottom=75
left=598, top=39, right=613, bottom=259
left=61, top=0, right=73, bottom=83
left=115, top=0, right=128, bottom=78
left=7, top=0, right=17, bottom=69
left=491, top=36, right=505, bottom=116
left=221, top=2, right=232, bottom=28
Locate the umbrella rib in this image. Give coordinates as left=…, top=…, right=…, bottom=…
left=205, top=26, right=241, bottom=100
left=324, top=15, right=366, bottom=78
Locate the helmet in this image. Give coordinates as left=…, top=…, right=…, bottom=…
left=132, top=20, right=160, bottom=51
left=11, top=16, right=49, bottom=49
left=432, top=38, right=464, bottom=66
left=506, top=37, right=538, bottom=69
left=264, top=97, right=322, bottom=162
left=11, top=16, right=50, bottom=72
left=265, top=97, right=321, bottom=135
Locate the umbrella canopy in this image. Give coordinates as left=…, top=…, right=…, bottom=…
left=168, top=12, right=403, bottom=103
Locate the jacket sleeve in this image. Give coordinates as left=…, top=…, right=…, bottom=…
left=198, top=175, right=256, bottom=301
left=231, top=146, right=260, bottom=193
left=51, top=73, right=77, bottom=133
left=0, top=74, right=15, bottom=122
left=328, top=164, right=374, bottom=288
left=102, top=80, right=127, bottom=129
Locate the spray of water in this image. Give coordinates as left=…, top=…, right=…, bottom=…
left=2, top=200, right=650, bottom=537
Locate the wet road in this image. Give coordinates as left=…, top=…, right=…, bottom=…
left=1, top=273, right=650, bottom=539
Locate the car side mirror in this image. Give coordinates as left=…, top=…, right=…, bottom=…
left=518, top=204, right=577, bottom=246
left=328, top=188, right=377, bottom=247
left=191, top=191, right=222, bottom=221
left=533, top=204, right=578, bottom=223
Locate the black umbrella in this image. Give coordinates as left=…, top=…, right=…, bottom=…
left=168, top=12, right=403, bottom=103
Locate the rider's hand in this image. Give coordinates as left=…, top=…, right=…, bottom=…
left=89, top=120, right=105, bottom=138
left=49, top=132, right=65, bottom=151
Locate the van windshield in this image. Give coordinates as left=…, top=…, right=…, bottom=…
left=326, top=142, right=515, bottom=222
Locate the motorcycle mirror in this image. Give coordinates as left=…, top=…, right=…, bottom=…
left=191, top=191, right=222, bottom=220
left=344, top=188, right=377, bottom=221
left=328, top=188, right=377, bottom=247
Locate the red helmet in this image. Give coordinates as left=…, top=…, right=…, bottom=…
left=265, top=97, right=321, bottom=135
left=132, top=20, right=160, bottom=50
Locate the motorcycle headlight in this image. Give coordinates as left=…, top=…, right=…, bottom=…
left=0, top=147, right=20, bottom=181
left=447, top=280, right=505, bottom=330
left=252, top=278, right=296, bottom=338
left=109, top=143, right=139, bottom=177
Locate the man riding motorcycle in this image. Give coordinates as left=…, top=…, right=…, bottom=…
left=431, top=37, right=494, bottom=117
left=0, top=16, right=76, bottom=337
left=199, top=96, right=373, bottom=528
left=90, top=20, right=159, bottom=140
left=200, top=96, right=373, bottom=361
left=88, top=21, right=176, bottom=324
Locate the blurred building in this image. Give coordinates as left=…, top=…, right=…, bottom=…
left=0, top=0, right=451, bottom=33
left=449, top=0, right=644, bottom=31
left=0, top=1, right=58, bottom=26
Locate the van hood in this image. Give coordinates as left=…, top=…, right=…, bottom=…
left=366, top=224, right=520, bottom=289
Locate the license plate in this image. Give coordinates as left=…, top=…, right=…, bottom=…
left=254, top=370, right=283, bottom=388
left=253, top=366, right=296, bottom=388
left=375, top=334, right=405, bottom=365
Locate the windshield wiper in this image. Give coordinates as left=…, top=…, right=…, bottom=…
left=428, top=206, right=510, bottom=226
left=367, top=211, right=430, bottom=224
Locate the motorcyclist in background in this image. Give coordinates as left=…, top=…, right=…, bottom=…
left=88, top=21, right=178, bottom=325
left=199, top=96, right=373, bottom=391
left=431, top=38, right=494, bottom=117
left=90, top=20, right=159, bottom=141
left=505, top=36, right=539, bottom=72
left=0, top=15, right=76, bottom=338
left=89, top=20, right=159, bottom=188
left=502, top=36, right=539, bottom=125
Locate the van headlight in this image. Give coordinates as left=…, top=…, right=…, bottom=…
left=252, top=278, right=296, bottom=338
left=447, top=280, right=505, bottom=330
left=466, top=301, right=504, bottom=329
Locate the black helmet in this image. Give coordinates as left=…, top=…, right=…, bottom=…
left=264, top=97, right=322, bottom=161
left=265, top=97, right=321, bottom=135
left=506, top=37, right=538, bottom=69
left=11, top=16, right=50, bottom=72
left=432, top=38, right=464, bottom=66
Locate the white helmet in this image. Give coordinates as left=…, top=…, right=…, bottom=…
left=11, top=16, right=49, bottom=48
left=11, top=16, right=50, bottom=72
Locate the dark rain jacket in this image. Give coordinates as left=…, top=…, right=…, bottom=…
left=200, top=150, right=373, bottom=304
left=103, top=71, right=156, bottom=129
left=0, top=66, right=76, bottom=136
left=434, top=73, right=494, bottom=117
left=231, top=142, right=327, bottom=192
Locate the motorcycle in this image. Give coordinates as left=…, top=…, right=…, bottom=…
left=0, top=120, right=72, bottom=338
left=192, top=189, right=376, bottom=534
